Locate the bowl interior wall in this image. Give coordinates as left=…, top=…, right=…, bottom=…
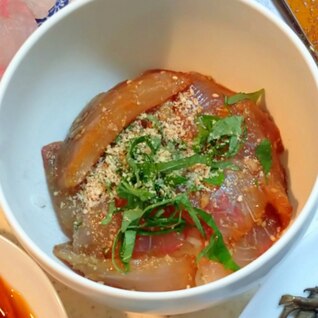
left=0, top=0, right=317, bottom=268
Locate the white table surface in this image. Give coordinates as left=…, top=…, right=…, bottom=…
left=1, top=1, right=315, bottom=317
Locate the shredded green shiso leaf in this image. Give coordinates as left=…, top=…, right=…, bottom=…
left=98, top=90, right=268, bottom=273
left=224, top=89, right=265, bottom=106
left=256, top=138, right=273, bottom=175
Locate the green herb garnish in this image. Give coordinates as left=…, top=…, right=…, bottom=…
left=224, top=89, right=264, bottom=106
left=120, top=230, right=137, bottom=269
left=100, top=111, right=242, bottom=273
left=255, top=138, right=272, bottom=175
left=100, top=201, right=116, bottom=225
left=117, top=181, right=155, bottom=206
left=112, top=193, right=239, bottom=272
left=194, top=114, right=244, bottom=158
left=196, top=208, right=240, bottom=271
left=203, top=170, right=225, bottom=186
left=208, top=115, right=244, bottom=157
left=154, top=154, right=210, bottom=174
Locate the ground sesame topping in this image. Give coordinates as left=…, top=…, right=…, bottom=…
left=75, top=87, right=207, bottom=211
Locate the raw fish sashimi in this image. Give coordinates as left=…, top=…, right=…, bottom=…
left=42, top=70, right=292, bottom=291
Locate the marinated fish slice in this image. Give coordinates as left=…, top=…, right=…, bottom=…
left=190, top=73, right=292, bottom=229
left=203, top=180, right=266, bottom=244
left=54, top=243, right=196, bottom=291
left=264, top=179, right=292, bottom=228
left=190, top=72, right=233, bottom=113
left=72, top=202, right=122, bottom=257
left=195, top=259, right=233, bottom=286
left=56, top=70, right=192, bottom=190
left=232, top=100, right=292, bottom=228
left=188, top=75, right=262, bottom=242
left=42, top=142, right=82, bottom=236
left=132, top=232, right=186, bottom=257
left=232, top=208, right=281, bottom=267
left=42, top=69, right=293, bottom=291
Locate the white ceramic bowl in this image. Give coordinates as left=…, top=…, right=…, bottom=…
left=0, top=235, right=68, bottom=318
left=0, top=0, right=317, bottom=315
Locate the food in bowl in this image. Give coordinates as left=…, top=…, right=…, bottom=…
left=42, top=69, right=292, bottom=291
left=0, top=276, right=36, bottom=318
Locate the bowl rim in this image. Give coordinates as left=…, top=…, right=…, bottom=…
left=0, top=0, right=318, bottom=303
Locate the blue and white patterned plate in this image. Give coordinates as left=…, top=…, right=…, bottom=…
left=36, top=0, right=70, bottom=25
